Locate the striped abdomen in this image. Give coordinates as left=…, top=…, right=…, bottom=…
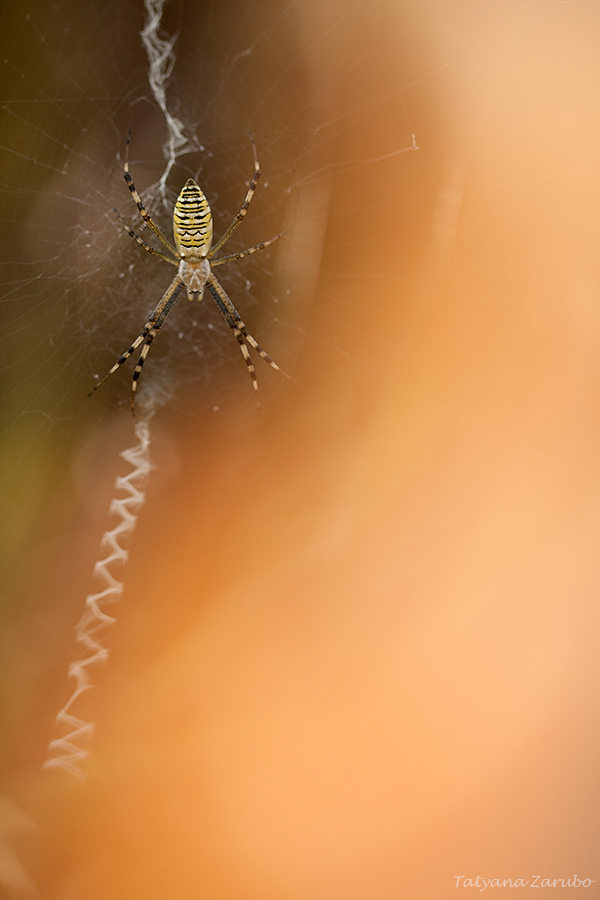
left=173, top=178, right=213, bottom=258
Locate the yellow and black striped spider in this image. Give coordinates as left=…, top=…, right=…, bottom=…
left=90, top=132, right=290, bottom=413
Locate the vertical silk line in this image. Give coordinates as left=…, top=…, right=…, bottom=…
left=141, top=0, right=201, bottom=198
left=44, top=0, right=189, bottom=780
left=43, top=413, right=155, bottom=779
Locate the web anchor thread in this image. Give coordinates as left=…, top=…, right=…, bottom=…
left=141, top=0, right=201, bottom=198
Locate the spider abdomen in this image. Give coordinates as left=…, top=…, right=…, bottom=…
left=173, top=179, right=213, bottom=258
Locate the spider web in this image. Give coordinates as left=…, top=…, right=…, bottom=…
left=2, top=0, right=599, bottom=897
left=0, top=0, right=307, bottom=427
left=0, top=0, right=420, bottom=864
left=0, top=0, right=421, bottom=756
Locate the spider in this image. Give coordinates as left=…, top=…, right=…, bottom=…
left=90, top=131, right=291, bottom=414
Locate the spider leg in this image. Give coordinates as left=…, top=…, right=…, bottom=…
left=123, top=130, right=179, bottom=258
left=89, top=277, right=183, bottom=405
left=207, top=275, right=293, bottom=394
left=224, top=322, right=259, bottom=397
left=206, top=280, right=258, bottom=394
left=210, top=231, right=286, bottom=268
left=114, top=208, right=179, bottom=266
left=208, top=132, right=260, bottom=259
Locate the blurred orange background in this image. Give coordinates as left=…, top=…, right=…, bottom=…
left=1, top=0, right=599, bottom=897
